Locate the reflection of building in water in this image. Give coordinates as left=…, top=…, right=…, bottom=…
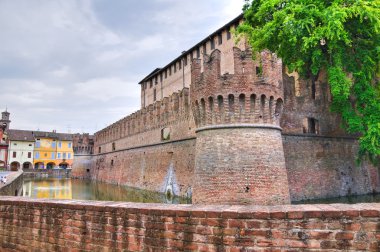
left=23, top=179, right=72, bottom=199
left=22, top=180, right=32, bottom=197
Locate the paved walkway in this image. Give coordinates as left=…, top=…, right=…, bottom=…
left=0, top=171, right=22, bottom=190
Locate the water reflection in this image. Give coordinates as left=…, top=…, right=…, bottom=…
left=293, top=193, right=380, bottom=204
left=23, top=178, right=190, bottom=204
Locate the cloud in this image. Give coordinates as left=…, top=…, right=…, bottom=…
left=0, top=0, right=244, bottom=133
left=74, top=77, right=140, bottom=102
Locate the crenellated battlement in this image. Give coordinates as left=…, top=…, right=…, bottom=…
left=95, top=88, right=191, bottom=145
left=190, top=47, right=284, bottom=129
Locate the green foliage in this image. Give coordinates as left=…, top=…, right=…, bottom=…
left=238, top=0, right=380, bottom=163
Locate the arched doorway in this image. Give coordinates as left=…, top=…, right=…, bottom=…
left=34, top=162, right=44, bottom=169
left=59, top=162, right=68, bottom=169
left=46, top=162, right=56, bottom=169
left=10, top=161, right=20, bottom=171
left=22, top=162, right=33, bottom=170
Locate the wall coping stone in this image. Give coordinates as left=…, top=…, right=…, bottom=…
left=196, top=124, right=282, bottom=133
left=0, top=196, right=379, bottom=219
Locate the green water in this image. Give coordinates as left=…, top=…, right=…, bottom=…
left=22, top=177, right=191, bottom=204
left=293, top=193, right=380, bottom=204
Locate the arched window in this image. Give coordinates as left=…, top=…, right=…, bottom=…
left=239, top=94, right=245, bottom=113
left=260, top=95, right=266, bottom=120
left=250, top=94, right=256, bottom=113
left=217, top=95, right=224, bottom=113
left=228, top=94, right=235, bottom=113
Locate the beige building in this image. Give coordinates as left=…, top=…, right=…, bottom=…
left=7, top=130, right=35, bottom=170
left=139, top=14, right=246, bottom=108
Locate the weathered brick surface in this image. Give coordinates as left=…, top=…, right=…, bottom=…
left=91, top=139, right=195, bottom=197
left=283, top=135, right=380, bottom=201
left=0, top=197, right=379, bottom=251
left=191, top=47, right=290, bottom=205
left=193, top=128, right=290, bottom=205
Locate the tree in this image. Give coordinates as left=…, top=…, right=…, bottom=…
left=238, top=0, right=380, bottom=163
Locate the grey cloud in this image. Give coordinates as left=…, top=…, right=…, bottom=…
left=0, top=0, right=244, bottom=134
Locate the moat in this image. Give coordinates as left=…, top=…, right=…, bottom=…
left=20, top=177, right=380, bottom=205
left=22, top=177, right=190, bottom=204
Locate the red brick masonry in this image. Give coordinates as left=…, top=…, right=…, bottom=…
left=0, top=197, right=379, bottom=251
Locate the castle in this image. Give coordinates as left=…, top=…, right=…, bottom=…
left=72, top=14, right=380, bottom=205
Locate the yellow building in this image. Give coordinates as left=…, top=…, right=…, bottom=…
left=33, top=131, right=74, bottom=169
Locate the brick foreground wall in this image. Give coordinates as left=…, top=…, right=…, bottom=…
left=0, top=197, right=379, bottom=251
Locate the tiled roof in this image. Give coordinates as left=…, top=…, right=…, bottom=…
left=8, top=130, right=73, bottom=141
left=7, top=129, right=34, bottom=141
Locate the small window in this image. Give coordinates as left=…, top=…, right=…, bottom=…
left=58, top=153, right=61, bottom=159
left=211, top=38, right=215, bottom=50
left=174, top=63, right=177, bottom=73
left=13, top=143, right=17, bottom=146
left=196, top=48, right=200, bottom=58
left=178, top=60, right=182, bottom=70
left=12, top=152, right=16, bottom=158
left=51, top=152, right=55, bottom=159
left=51, top=142, right=56, bottom=148
left=165, top=70, right=167, bottom=78
left=63, top=153, right=67, bottom=159
left=227, top=29, right=231, bottom=40
left=303, top=117, right=319, bottom=134
left=184, top=55, right=188, bottom=66
left=36, top=142, right=40, bottom=148
left=153, top=89, right=157, bottom=102
left=68, top=143, right=72, bottom=148
left=35, top=152, right=40, bottom=159
left=150, top=80, right=153, bottom=88
left=111, top=159, right=114, bottom=166
left=28, top=144, right=32, bottom=147
left=58, top=141, right=62, bottom=148
left=68, top=153, right=71, bottom=159
left=112, top=142, right=116, bottom=151
left=169, top=67, right=172, bottom=76
left=28, top=152, right=31, bottom=158
left=218, top=34, right=223, bottom=45
left=98, top=147, right=101, bottom=154
left=203, top=44, right=207, bottom=54
left=190, top=52, right=194, bottom=60
left=161, top=127, right=171, bottom=141
left=160, top=73, right=163, bottom=82
left=44, top=153, right=47, bottom=157
left=154, top=77, right=158, bottom=85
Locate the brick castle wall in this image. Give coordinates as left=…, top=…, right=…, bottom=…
left=283, top=135, right=380, bottom=202
left=194, top=128, right=290, bottom=205
left=89, top=139, right=195, bottom=197
left=190, top=47, right=290, bottom=204
left=0, top=197, right=379, bottom=251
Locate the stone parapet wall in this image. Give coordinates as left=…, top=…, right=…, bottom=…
left=0, top=172, right=23, bottom=196
left=191, top=48, right=284, bottom=129
left=0, top=197, right=379, bottom=251
left=95, top=88, right=195, bottom=154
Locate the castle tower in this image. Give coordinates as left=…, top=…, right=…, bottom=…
left=190, top=48, right=290, bottom=205
left=1, top=110, right=10, bottom=131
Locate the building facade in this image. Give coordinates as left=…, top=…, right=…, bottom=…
left=33, top=131, right=74, bottom=169
left=7, top=130, right=35, bottom=170
left=73, top=15, right=380, bottom=205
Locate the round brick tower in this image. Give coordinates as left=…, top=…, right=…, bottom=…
left=190, top=48, right=290, bottom=205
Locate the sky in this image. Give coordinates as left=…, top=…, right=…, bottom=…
left=0, top=0, right=244, bottom=134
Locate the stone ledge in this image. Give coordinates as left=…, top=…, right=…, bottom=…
left=0, top=196, right=379, bottom=218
